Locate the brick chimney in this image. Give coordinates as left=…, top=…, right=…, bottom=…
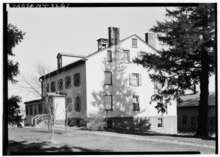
left=97, top=38, right=108, bottom=51
left=145, top=33, right=156, bottom=49
left=57, top=53, right=62, bottom=69
left=108, top=27, right=120, bottom=47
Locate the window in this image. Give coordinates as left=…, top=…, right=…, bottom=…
left=129, top=73, right=142, bottom=86
left=51, top=81, right=56, bottom=92
left=107, top=50, right=112, bottom=62
left=57, top=79, right=63, bottom=91
left=105, top=95, right=113, bottom=111
left=75, top=96, right=81, bottom=112
left=39, top=104, right=42, bottom=114
left=26, top=106, right=28, bottom=115
left=132, top=95, right=140, bottom=111
left=158, top=118, right=163, bottom=128
left=183, top=115, right=187, bottom=125
left=104, top=71, right=112, bottom=85
left=46, top=84, right=49, bottom=92
left=67, top=97, right=72, bottom=112
left=191, top=116, right=196, bottom=130
left=137, top=51, right=146, bottom=60
left=30, top=105, right=33, bottom=115
left=122, top=50, right=130, bottom=63
left=34, top=105, right=37, bottom=114
left=132, top=38, right=137, bottom=48
left=74, top=73, right=81, bottom=87
left=65, top=76, right=71, bottom=89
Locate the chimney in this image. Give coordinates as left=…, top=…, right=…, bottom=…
left=108, top=27, right=120, bottom=47
left=57, top=53, right=62, bottom=69
left=97, top=38, right=108, bottom=51
left=145, top=33, right=156, bottom=49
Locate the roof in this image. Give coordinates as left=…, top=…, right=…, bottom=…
left=40, top=34, right=158, bottom=80
left=24, top=99, right=42, bottom=105
left=178, top=91, right=216, bottom=108
left=40, top=59, right=86, bottom=80
left=86, top=34, right=158, bottom=58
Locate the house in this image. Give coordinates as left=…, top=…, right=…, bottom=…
left=177, top=91, right=216, bottom=136
left=24, top=99, right=44, bottom=126
left=26, top=27, right=177, bottom=134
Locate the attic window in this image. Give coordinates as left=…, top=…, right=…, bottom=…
left=132, top=38, right=137, bottom=48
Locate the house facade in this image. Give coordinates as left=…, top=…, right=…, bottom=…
left=177, top=92, right=216, bottom=136
left=28, top=27, right=177, bottom=134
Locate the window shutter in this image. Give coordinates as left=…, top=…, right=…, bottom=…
left=138, top=74, right=142, bottom=86
left=129, top=74, right=132, bottom=85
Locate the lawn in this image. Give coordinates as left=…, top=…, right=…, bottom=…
left=8, top=127, right=216, bottom=154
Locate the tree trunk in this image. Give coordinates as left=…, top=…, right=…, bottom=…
left=196, top=49, right=209, bottom=137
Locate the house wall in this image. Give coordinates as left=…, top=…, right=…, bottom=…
left=25, top=101, right=43, bottom=125
left=86, top=35, right=177, bottom=134
left=177, top=106, right=215, bottom=135
left=41, top=63, right=87, bottom=125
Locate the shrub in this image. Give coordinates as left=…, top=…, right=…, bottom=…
left=87, top=117, right=106, bottom=131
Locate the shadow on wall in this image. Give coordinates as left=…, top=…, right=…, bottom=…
left=90, top=45, right=151, bottom=131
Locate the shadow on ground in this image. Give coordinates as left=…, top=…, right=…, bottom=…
left=105, top=128, right=215, bottom=140
left=8, top=140, right=112, bottom=155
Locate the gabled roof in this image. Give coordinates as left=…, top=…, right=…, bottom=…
left=178, top=91, right=216, bottom=108
left=40, top=34, right=158, bottom=80
left=86, top=34, right=158, bottom=58
left=40, top=59, right=85, bottom=80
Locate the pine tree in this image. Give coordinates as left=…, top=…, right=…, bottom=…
left=134, top=4, right=215, bottom=137
left=7, top=24, right=25, bottom=126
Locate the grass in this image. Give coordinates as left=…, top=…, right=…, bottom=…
left=8, top=127, right=216, bottom=154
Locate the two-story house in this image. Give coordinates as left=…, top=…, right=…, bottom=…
left=26, top=27, right=177, bottom=134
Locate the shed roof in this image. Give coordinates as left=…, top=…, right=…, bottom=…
left=178, top=91, right=216, bottom=108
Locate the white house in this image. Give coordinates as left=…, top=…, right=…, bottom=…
left=27, top=27, right=177, bottom=134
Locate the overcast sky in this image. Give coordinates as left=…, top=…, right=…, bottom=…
left=7, top=5, right=215, bottom=108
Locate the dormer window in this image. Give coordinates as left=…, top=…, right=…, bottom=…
left=132, top=38, right=138, bottom=48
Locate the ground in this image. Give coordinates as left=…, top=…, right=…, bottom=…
left=8, top=127, right=216, bottom=154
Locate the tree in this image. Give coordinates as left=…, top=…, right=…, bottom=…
left=7, top=24, right=25, bottom=127
left=8, top=96, right=23, bottom=127
left=134, top=4, right=215, bottom=137
left=8, top=24, right=25, bottom=83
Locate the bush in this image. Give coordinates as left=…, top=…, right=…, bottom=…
left=87, top=117, right=106, bottom=131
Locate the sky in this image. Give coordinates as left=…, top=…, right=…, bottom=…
left=7, top=5, right=216, bottom=109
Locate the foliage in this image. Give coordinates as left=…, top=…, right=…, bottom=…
left=8, top=96, right=23, bottom=127
left=7, top=24, right=25, bottom=83
left=134, top=4, right=215, bottom=136
left=87, top=117, right=106, bottom=131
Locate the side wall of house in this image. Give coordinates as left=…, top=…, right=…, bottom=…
left=41, top=63, right=87, bottom=126
left=25, top=101, right=43, bottom=125
left=177, top=106, right=215, bottom=135
left=86, top=35, right=177, bottom=134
